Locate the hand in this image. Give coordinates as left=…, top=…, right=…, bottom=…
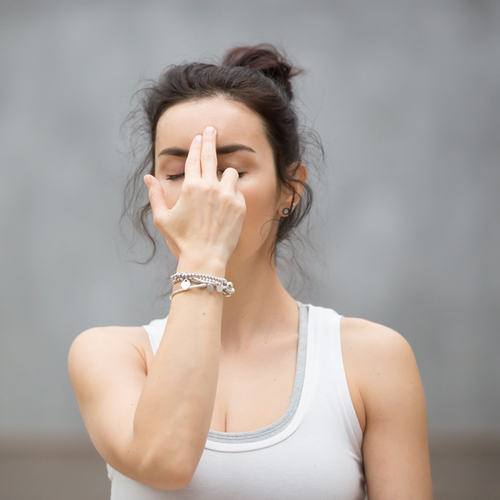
left=144, top=126, right=247, bottom=263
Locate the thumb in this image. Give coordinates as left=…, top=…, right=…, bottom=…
left=144, top=175, right=169, bottom=219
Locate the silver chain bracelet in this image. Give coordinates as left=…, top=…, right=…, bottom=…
left=169, top=272, right=235, bottom=301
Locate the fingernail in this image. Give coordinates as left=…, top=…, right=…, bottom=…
left=195, top=135, right=202, bottom=143
left=144, top=175, right=152, bottom=187
left=205, top=126, right=215, bottom=135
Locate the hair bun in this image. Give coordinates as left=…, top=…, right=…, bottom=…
left=221, top=43, right=303, bottom=100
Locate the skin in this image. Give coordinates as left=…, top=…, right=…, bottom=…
left=153, top=97, right=305, bottom=352
left=69, top=96, right=433, bottom=497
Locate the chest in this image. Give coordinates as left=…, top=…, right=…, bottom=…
left=210, top=337, right=299, bottom=433
left=140, top=325, right=366, bottom=435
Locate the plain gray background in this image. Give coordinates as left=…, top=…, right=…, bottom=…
left=1, top=0, right=499, bottom=444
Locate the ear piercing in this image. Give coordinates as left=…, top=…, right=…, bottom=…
left=282, top=203, right=295, bottom=216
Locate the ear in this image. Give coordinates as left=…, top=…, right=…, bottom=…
left=279, top=162, right=307, bottom=212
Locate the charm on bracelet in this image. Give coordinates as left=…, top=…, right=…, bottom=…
left=169, top=273, right=235, bottom=300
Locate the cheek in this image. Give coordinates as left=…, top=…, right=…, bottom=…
left=239, top=178, right=280, bottom=226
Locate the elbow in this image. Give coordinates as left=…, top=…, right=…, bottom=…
left=134, top=448, right=194, bottom=490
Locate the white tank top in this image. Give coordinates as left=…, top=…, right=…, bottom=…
left=107, top=302, right=366, bottom=499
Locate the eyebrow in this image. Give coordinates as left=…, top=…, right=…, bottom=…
left=157, top=143, right=256, bottom=157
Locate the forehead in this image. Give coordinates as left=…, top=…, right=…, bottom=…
left=155, top=97, right=270, bottom=151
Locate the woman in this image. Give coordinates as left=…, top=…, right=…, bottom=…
left=68, top=44, right=433, bottom=499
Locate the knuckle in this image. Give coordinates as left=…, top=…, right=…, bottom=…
left=218, top=191, right=231, bottom=204
left=236, top=196, right=246, bottom=212
left=181, top=181, right=196, bottom=195
left=223, top=192, right=243, bottom=211
left=237, top=201, right=247, bottom=214
left=185, top=157, right=199, bottom=167
left=203, top=182, right=219, bottom=195
left=202, top=153, right=215, bottom=163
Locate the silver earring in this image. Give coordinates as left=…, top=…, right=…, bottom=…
left=282, top=202, right=295, bottom=217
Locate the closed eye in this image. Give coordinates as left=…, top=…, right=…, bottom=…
left=167, top=172, right=245, bottom=180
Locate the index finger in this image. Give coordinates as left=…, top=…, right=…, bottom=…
left=184, top=134, right=203, bottom=179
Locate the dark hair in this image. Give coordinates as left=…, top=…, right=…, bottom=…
left=122, top=43, right=324, bottom=291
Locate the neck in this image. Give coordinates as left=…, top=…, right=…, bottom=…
left=220, top=250, right=299, bottom=353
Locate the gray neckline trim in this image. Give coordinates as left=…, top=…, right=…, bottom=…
left=207, top=300, right=309, bottom=443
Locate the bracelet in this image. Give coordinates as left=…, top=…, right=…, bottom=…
left=169, top=283, right=209, bottom=300
left=169, top=272, right=235, bottom=301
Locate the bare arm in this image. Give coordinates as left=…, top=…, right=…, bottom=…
left=68, top=126, right=246, bottom=489
left=341, top=318, right=433, bottom=499
left=131, top=255, right=227, bottom=485
left=68, top=260, right=224, bottom=489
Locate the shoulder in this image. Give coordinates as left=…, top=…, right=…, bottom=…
left=69, top=325, right=149, bottom=352
left=339, top=318, right=432, bottom=497
left=339, top=316, right=414, bottom=364
left=340, top=316, right=424, bottom=422
left=68, top=325, right=153, bottom=377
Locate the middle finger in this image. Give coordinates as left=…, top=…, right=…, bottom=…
left=201, top=126, right=218, bottom=182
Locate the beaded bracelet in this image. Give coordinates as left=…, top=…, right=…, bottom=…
left=169, top=272, right=235, bottom=300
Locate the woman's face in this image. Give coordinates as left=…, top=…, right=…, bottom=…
left=154, top=96, right=289, bottom=265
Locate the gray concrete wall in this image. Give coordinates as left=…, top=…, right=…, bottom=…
left=1, top=0, right=499, bottom=440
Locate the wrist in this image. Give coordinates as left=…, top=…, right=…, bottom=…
left=176, top=255, right=227, bottom=277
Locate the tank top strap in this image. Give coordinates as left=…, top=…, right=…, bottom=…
left=312, top=305, right=364, bottom=452
left=142, top=316, right=168, bottom=356
left=142, top=304, right=363, bottom=454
